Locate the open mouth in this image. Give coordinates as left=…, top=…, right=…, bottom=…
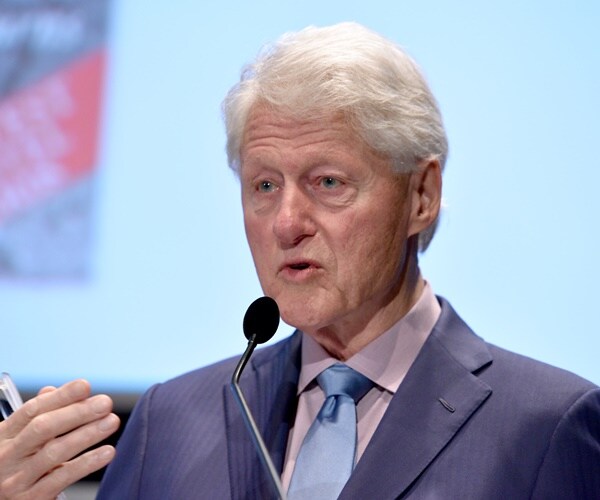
left=280, top=260, right=319, bottom=279
left=289, top=262, right=310, bottom=271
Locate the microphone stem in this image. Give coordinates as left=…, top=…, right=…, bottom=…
left=231, top=334, right=287, bottom=500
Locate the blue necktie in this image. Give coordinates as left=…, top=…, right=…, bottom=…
left=288, top=363, right=374, bottom=499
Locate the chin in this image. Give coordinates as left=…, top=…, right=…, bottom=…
left=277, top=299, right=329, bottom=333
left=263, top=282, right=331, bottom=329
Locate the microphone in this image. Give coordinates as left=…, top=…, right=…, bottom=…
left=243, top=296, right=280, bottom=344
left=231, top=297, right=286, bottom=500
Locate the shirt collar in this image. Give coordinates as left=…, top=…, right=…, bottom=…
left=297, top=282, right=441, bottom=395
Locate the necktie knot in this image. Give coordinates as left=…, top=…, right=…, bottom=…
left=317, top=363, right=373, bottom=404
left=288, top=364, right=374, bottom=499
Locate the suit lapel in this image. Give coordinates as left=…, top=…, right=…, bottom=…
left=341, top=299, right=493, bottom=499
left=222, top=299, right=493, bottom=499
left=224, top=332, right=301, bottom=499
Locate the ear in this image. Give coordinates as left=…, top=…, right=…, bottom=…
left=407, top=158, right=442, bottom=237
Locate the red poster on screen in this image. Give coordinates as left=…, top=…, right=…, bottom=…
left=0, top=1, right=111, bottom=279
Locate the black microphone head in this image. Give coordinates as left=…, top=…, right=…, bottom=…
left=243, top=296, right=280, bottom=344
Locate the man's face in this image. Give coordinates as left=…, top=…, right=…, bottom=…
left=240, top=106, right=420, bottom=341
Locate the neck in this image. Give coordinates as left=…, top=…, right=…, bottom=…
left=310, top=243, right=424, bottom=361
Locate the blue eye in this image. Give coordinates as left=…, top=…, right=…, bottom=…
left=321, top=177, right=340, bottom=189
left=258, top=180, right=275, bottom=192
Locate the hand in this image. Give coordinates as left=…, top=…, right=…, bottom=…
left=0, top=379, right=120, bottom=500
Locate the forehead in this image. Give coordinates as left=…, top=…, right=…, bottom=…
left=243, top=105, right=352, bottom=143
left=240, top=104, right=389, bottom=170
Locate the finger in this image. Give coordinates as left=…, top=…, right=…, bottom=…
left=3, top=380, right=91, bottom=438
left=39, top=445, right=116, bottom=498
left=4, top=445, right=116, bottom=500
left=27, top=413, right=120, bottom=486
left=13, top=394, right=114, bottom=457
left=37, top=386, right=57, bottom=396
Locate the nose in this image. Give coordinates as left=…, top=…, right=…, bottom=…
left=272, top=185, right=316, bottom=247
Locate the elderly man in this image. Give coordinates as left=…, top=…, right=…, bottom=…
left=97, top=22, right=599, bottom=498
left=2, top=22, right=600, bottom=499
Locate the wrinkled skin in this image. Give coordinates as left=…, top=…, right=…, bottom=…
left=0, top=380, right=119, bottom=500
left=241, top=106, right=441, bottom=359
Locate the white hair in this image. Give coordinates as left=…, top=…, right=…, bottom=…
left=222, top=22, right=448, bottom=251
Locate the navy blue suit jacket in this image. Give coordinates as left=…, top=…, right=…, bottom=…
left=98, top=298, right=600, bottom=499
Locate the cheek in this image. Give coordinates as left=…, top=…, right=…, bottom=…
left=345, top=229, right=392, bottom=274
left=340, top=209, right=408, bottom=277
left=244, top=214, right=266, bottom=262
left=243, top=204, right=266, bottom=241
left=244, top=213, right=279, bottom=291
